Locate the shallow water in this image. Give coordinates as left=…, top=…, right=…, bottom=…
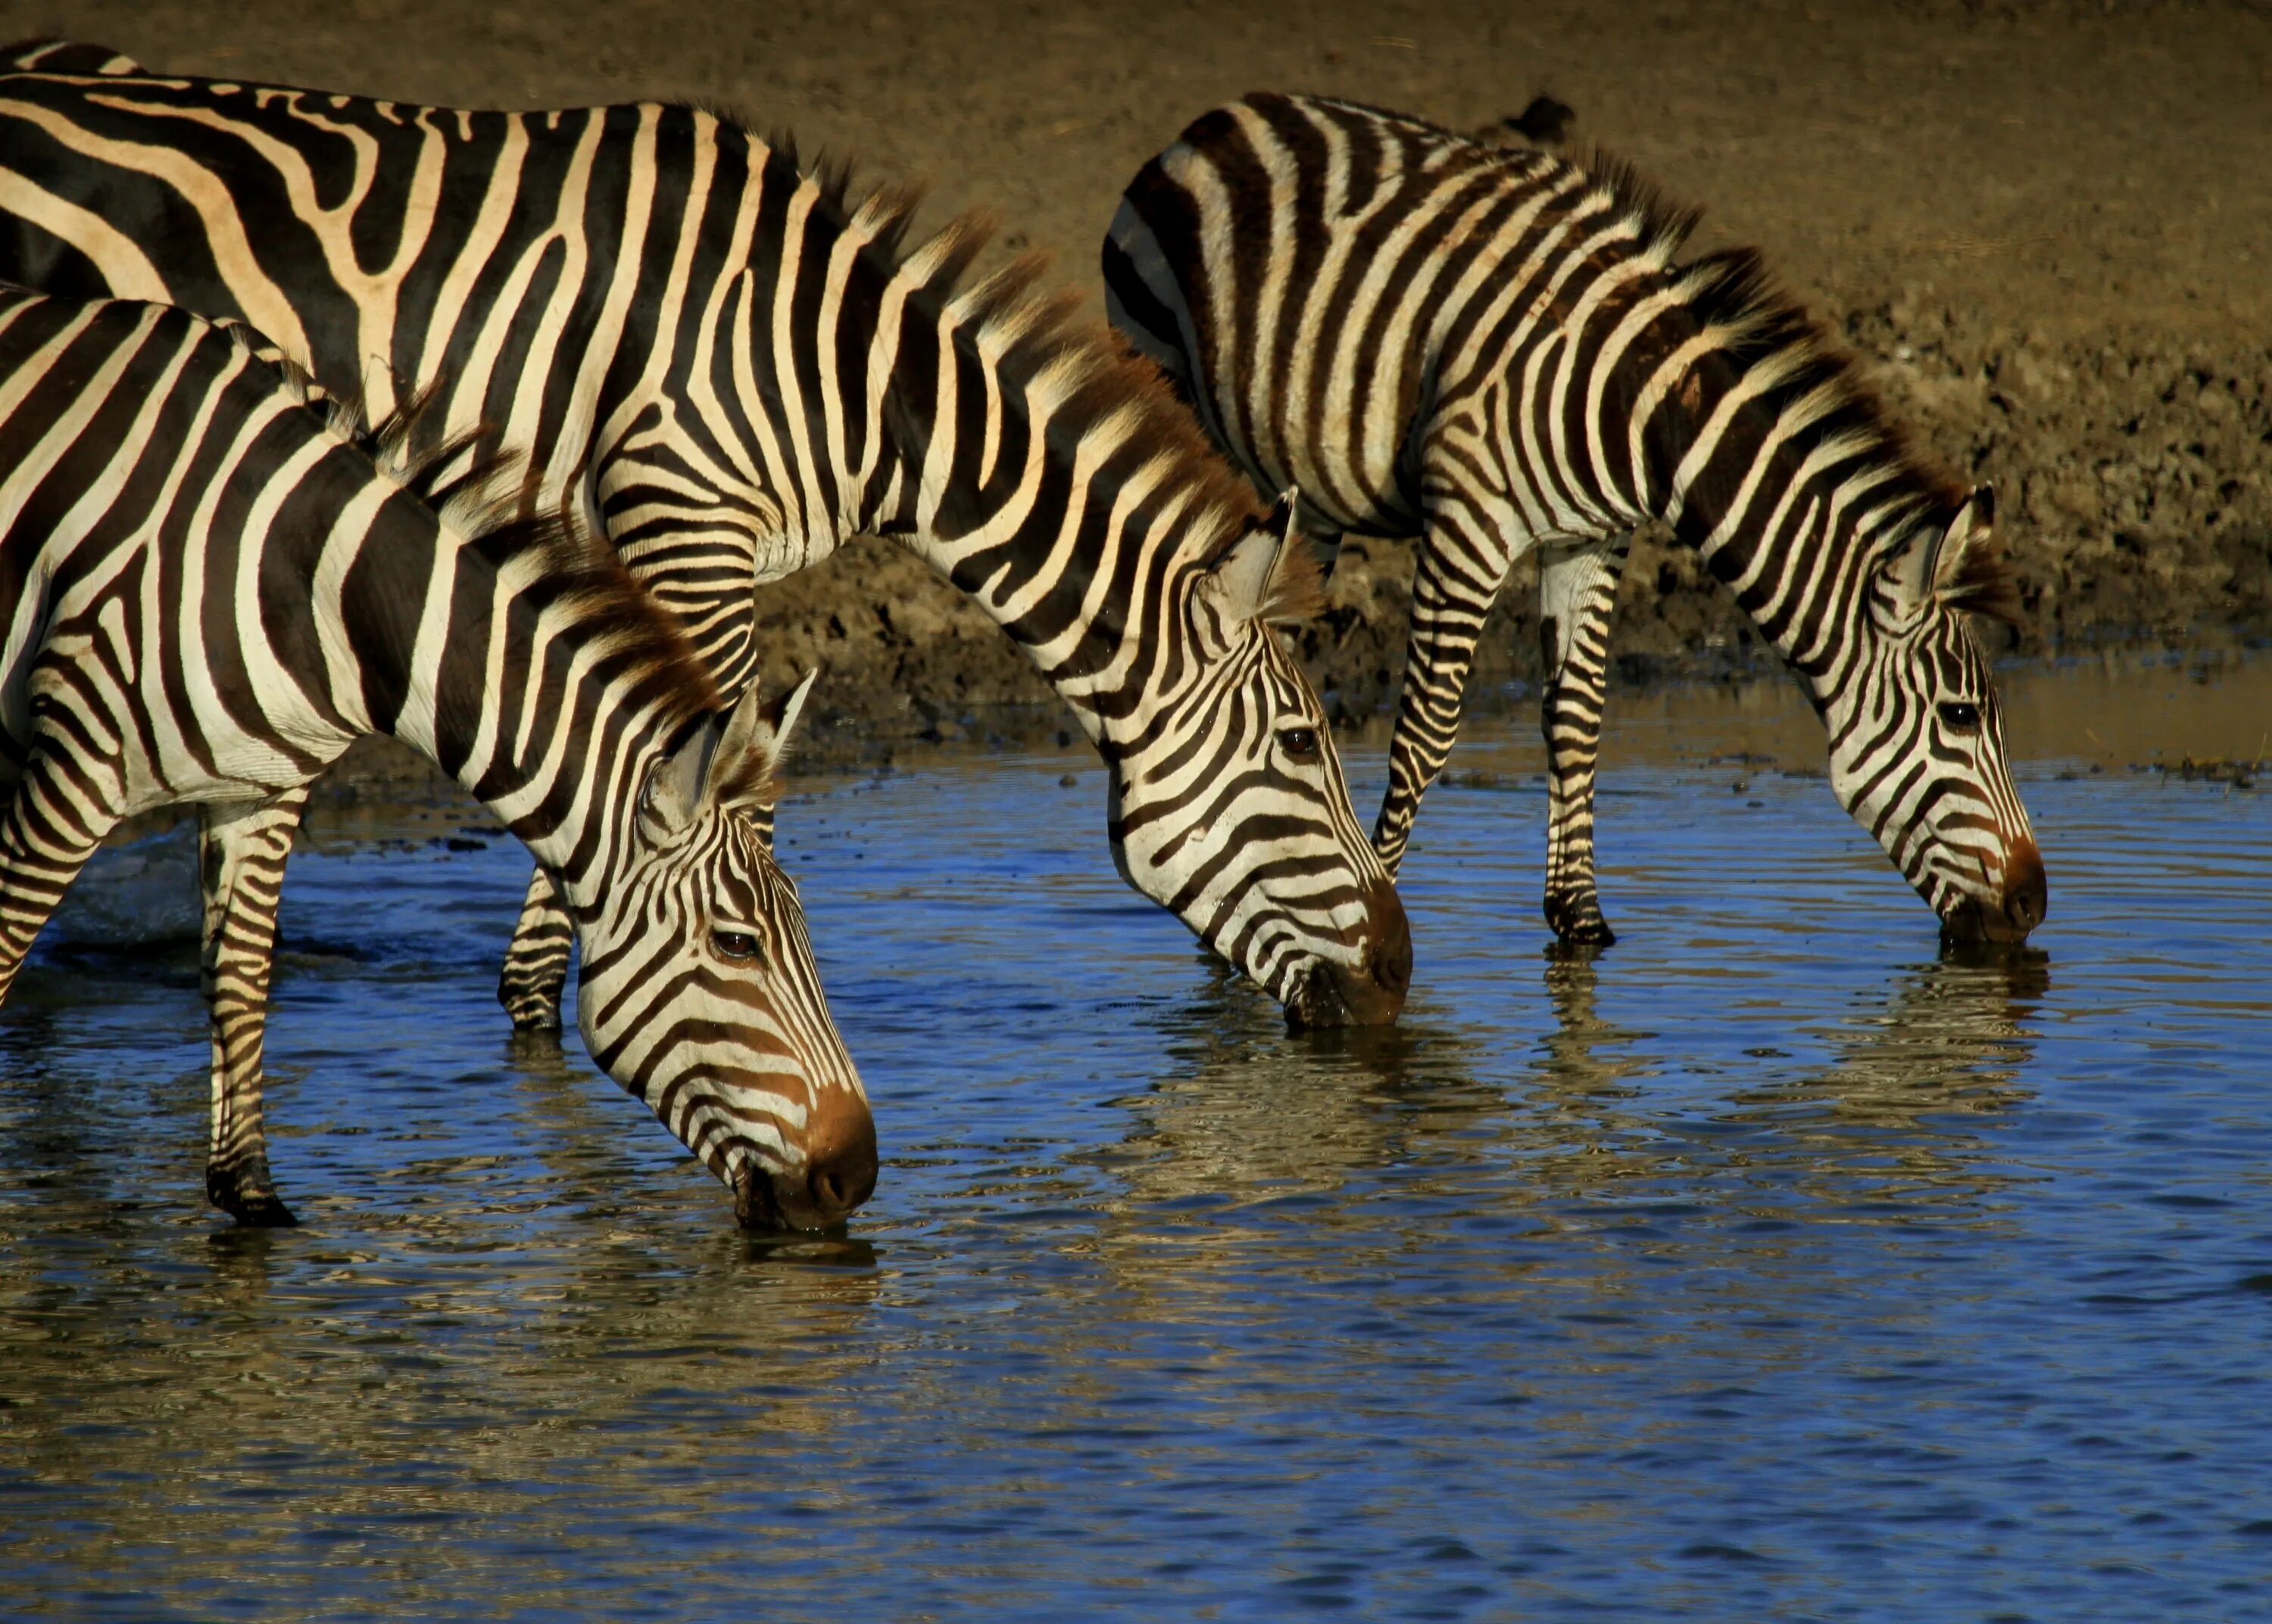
left=3, top=653, right=2270, bottom=1622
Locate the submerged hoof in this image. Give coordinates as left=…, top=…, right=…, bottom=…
left=1544, top=893, right=1617, bottom=948
left=498, top=993, right=565, bottom=1033
left=207, top=1164, right=299, bottom=1228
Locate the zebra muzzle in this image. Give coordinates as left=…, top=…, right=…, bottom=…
left=1287, top=877, right=1412, bottom=1029
left=1939, top=834, right=2049, bottom=946
left=732, top=1089, right=879, bottom=1233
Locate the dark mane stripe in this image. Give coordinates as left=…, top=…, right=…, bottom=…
left=681, top=104, right=1267, bottom=561
left=1305, top=95, right=2007, bottom=598
left=261, top=347, right=729, bottom=738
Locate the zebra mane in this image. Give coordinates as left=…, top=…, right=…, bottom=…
left=683, top=106, right=1277, bottom=575
left=1659, top=242, right=2024, bottom=621
left=465, top=502, right=729, bottom=735
left=1318, top=98, right=2017, bottom=621
left=410, top=452, right=728, bottom=736
left=1562, top=149, right=2018, bottom=620
left=212, top=316, right=364, bottom=445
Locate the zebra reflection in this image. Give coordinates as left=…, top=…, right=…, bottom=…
left=1103, top=947, right=2046, bottom=1216
left=1519, top=946, right=2049, bottom=1213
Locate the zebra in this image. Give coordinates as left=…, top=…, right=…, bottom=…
left=0, top=42, right=1412, bottom=1029
left=1104, top=92, right=2048, bottom=947
left=0, top=285, right=875, bottom=1231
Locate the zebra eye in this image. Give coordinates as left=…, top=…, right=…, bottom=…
left=711, top=928, right=762, bottom=962
left=1278, top=725, right=1322, bottom=763
left=1938, top=700, right=1983, bottom=732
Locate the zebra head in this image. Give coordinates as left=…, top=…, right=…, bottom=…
left=1109, top=497, right=1412, bottom=1027
left=1827, top=487, right=2046, bottom=945
left=575, top=671, right=875, bottom=1230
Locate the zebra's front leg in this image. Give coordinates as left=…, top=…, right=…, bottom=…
left=199, top=788, right=311, bottom=1227
left=498, top=866, right=573, bottom=1032
left=1373, top=496, right=1519, bottom=878
left=0, top=752, right=121, bottom=1007
left=1537, top=536, right=1632, bottom=947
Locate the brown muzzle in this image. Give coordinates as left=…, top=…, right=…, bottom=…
left=734, top=1086, right=878, bottom=1232
left=1942, top=834, right=2049, bottom=946
left=1287, top=877, right=1412, bottom=1029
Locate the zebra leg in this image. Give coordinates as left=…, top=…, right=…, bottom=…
left=498, top=866, right=573, bottom=1032
left=0, top=753, right=121, bottom=1007
left=1373, top=500, right=1518, bottom=877
left=198, top=788, right=311, bottom=1227
left=1537, top=536, right=1633, bottom=947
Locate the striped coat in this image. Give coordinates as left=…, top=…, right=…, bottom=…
left=0, top=287, right=871, bottom=1230
left=0, top=42, right=1411, bottom=1027
left=1107, top=92, right=2046, bottom=946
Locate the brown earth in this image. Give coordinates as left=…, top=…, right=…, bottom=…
left=6, top=0, right=2267, bottom=762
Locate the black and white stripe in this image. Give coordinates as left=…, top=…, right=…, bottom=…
left=0, top=288, right=872, bottom=1230
left=0, top=43, right=1412, bottom=1025
left=1106, top=92, right=2047, bottom=946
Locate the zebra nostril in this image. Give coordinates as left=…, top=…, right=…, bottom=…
left=801, top=1099, right=879, bottom=1223
left=1372, top=924, right=1412, bottom=996
left=807, top=1154, right=873, bottom=1220
left=1305, top=877, right=1412, bottom=1027
left=2002, top=835, right=2049, bottom=937
left=1369, top=878, right=1413, bottom=999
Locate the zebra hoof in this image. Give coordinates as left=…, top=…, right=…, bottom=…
left=207, top=1167, right=300, bottom=1228
left=1544, top=894, right=1617, bottom=948
left=498, top=993, right=565, bottom=1033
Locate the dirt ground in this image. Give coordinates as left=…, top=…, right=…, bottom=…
left=6, top=0, right=2267, bottom=754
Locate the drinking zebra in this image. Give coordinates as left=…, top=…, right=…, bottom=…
left=0, top=286, right=873, bottom=1231
left=0, top=42, right=1412, bottom=1027
left=1105, top=93, right=2046, bottom=946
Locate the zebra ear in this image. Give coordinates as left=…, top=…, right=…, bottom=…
left=643, top=722, right=719, bottom=836
left=1203, top=491, right=1325, bottom=626
left=1933, top=484, right=1993, bottom=591
left=1890, top=485, right=2011, bottom=627
left=702, top=668, right=819, bottom=815
left=1932, top=485, right=2021, bottom=625
left=1887, top=486, right=1985, bottom=622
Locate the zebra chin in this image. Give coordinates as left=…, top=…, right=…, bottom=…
left=1932, top=835, right=2049, bottom=947
left=1281, top=879, right=1414, bottom=1030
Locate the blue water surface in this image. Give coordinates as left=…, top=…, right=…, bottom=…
left=2, top=665, right=2269, bottom=1622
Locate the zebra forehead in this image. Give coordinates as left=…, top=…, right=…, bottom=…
left=700, top=824, right=788, bottom=895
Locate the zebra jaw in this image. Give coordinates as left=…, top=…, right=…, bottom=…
left=1930, top=834, right=2049, bottom=947
left=1279, top=877, right=1415, bottom=1030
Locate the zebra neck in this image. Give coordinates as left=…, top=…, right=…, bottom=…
left=866, top=376, right=1225, bottom=754
left=1654, top=374, right=1926, bottom=698
left=339, top=513, right=684, bottom=898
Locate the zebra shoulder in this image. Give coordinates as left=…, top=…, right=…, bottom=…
left=0, top=39, right=145, bottom=76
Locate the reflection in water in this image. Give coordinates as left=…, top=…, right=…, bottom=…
left=1100, top=954, right=1503, bottom=1207
left=1106, top=939, right=2048, bottom=1228
left=1519, top=942, right=2049, bottom=1215
left=5, top=681, right=2272, bottom=1621
left=0, top=838, right=884, bottom=1615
